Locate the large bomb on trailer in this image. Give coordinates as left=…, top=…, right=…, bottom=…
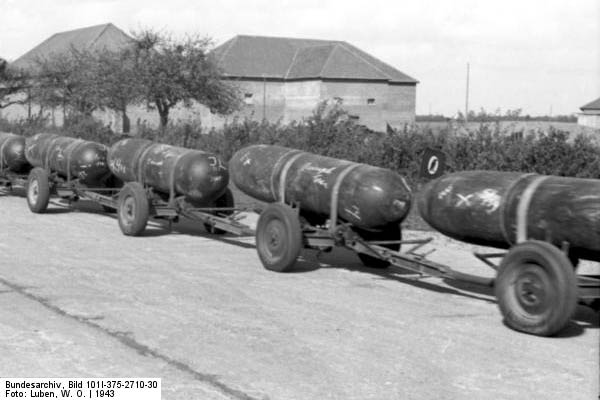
left=418, top=170, right=600, bottom=261
left=25, top=133, right=110, bottom=186
left=0, top=132, right=30, bottom=172
left=229, top=144, right=412, bottom=230
left=108, top=138, right=229, bottom=204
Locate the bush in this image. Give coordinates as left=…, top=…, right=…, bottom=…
left=1, top=104, right=598, bottom=185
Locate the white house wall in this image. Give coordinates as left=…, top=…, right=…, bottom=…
left=577, top=113, right=600, bottom=129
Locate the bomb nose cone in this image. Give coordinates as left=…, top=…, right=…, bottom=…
left=0, top=132, right=30, bottom=172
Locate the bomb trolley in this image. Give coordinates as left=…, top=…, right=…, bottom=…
left=254, top=177, right=600, bottom=337
left=23, top=135, right=123, bottom=214
left=108, top=179, right=255, bottom=237
left=25, top=166, right=120, bottom=214
left=25, top=163, right=256, bottom=238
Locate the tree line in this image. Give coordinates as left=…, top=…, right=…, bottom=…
left=0, top=29, right=241, bottom=132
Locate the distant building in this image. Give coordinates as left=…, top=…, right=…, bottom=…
left=211, top=35, right=418, bottom=131
left=11, top=23, right=132, bottom=71
left=578, top=97, right=600, bottom=129
left=5, top=23, right=133, bottom=130
left=4, top=24, right=418, bottom=133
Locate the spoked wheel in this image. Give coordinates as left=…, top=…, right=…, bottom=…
left=117, top=182, right=149, bottom=236
left=204, top=188, right=234, bottom=235
left=256, top=203, right=303, bottom=272
left=495, top=240, right=577, bottom=336
left=27, top=167, right=51, bottom=213
left=355, top=224, right=402, bottom=269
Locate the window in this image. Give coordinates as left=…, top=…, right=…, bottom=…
left=244, top=93, right=253, bottom=105
left=367, top=98, right=376, bottom=105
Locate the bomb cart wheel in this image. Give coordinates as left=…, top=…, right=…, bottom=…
left=117, top=182, right=150, bottom=236
left=256, top=203, right=303, bottom=272
left=494, top=240, right=577, bottom=336
left=204, top=188, right=234, bottom=235
left=27, top=167, right=51, bottom=213
left=355, top=224, right=402, bottom=269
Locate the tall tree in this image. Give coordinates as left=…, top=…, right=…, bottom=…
left=33, top=46, right=142, bottom=132
left=132, top=30, right=240, bottom=129
left=77, top=47, right=142, bottom=132
left=33, top=50, right=100, bottom=116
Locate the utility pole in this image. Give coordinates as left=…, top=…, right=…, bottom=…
left=465, top=62, right=470, bottom=123
left=262, top=74, right=266, bottom=121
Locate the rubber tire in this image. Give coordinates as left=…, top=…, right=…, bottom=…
left=204, top=188, right=235, bottom=235
left=117, top=182, right=149, bottom=236
left=27, top=167, right=51, bottom=213
left=355, top=224, right=402, bottom=269
left=495, top=240, right=577, bottom=336
left=256, top=203, right=303, bottom=272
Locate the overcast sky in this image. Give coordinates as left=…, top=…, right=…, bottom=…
left=1, top=0, right=598, bottom=116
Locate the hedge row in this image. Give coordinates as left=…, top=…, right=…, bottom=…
left=2, top=104, right=600, bottom=187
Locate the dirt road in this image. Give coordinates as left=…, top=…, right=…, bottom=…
left=0, top=190, right=598, bottom=400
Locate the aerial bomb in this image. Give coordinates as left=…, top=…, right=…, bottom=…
left=418, top=170, right=600, bottom=261
left=25, top=133, right=110, bottom=186
left=108, top=138, right=229, bottom=204
left=229, top=144, right=412, bottom=230
left=0, top=132, right=30, bottom=172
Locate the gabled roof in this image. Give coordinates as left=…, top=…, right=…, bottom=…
left=581, top=97, right=600, bottom=111
left=11, top=23, right=133, bottom=71
left=212, top=35, right=418, bottom=84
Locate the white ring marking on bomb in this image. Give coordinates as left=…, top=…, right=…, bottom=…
left=276, top=152, right=305, bottom=203
left=515, top=175, right=550, bottom=243
left=498, top=173, right=537, bottom=244
left=269, top=148, right=302, bottom=201
left=329, top=163, right=361, bottom=231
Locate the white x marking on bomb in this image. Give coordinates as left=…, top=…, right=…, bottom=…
left=456, top=194, right=473, bottom=207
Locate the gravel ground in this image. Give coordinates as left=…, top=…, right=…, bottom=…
left=0, top=188, right=598, bottom=400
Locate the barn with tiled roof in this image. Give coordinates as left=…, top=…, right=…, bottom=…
left=211, top=35, right=418, bottom=131
left=11, top=23, right=133, bottom=71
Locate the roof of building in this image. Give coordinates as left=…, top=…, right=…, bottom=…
left=11, top=23, right=133, bottom=71
left=580, top=97, right=600, bottom=111
left=211, top=35, right=418, bottom=84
